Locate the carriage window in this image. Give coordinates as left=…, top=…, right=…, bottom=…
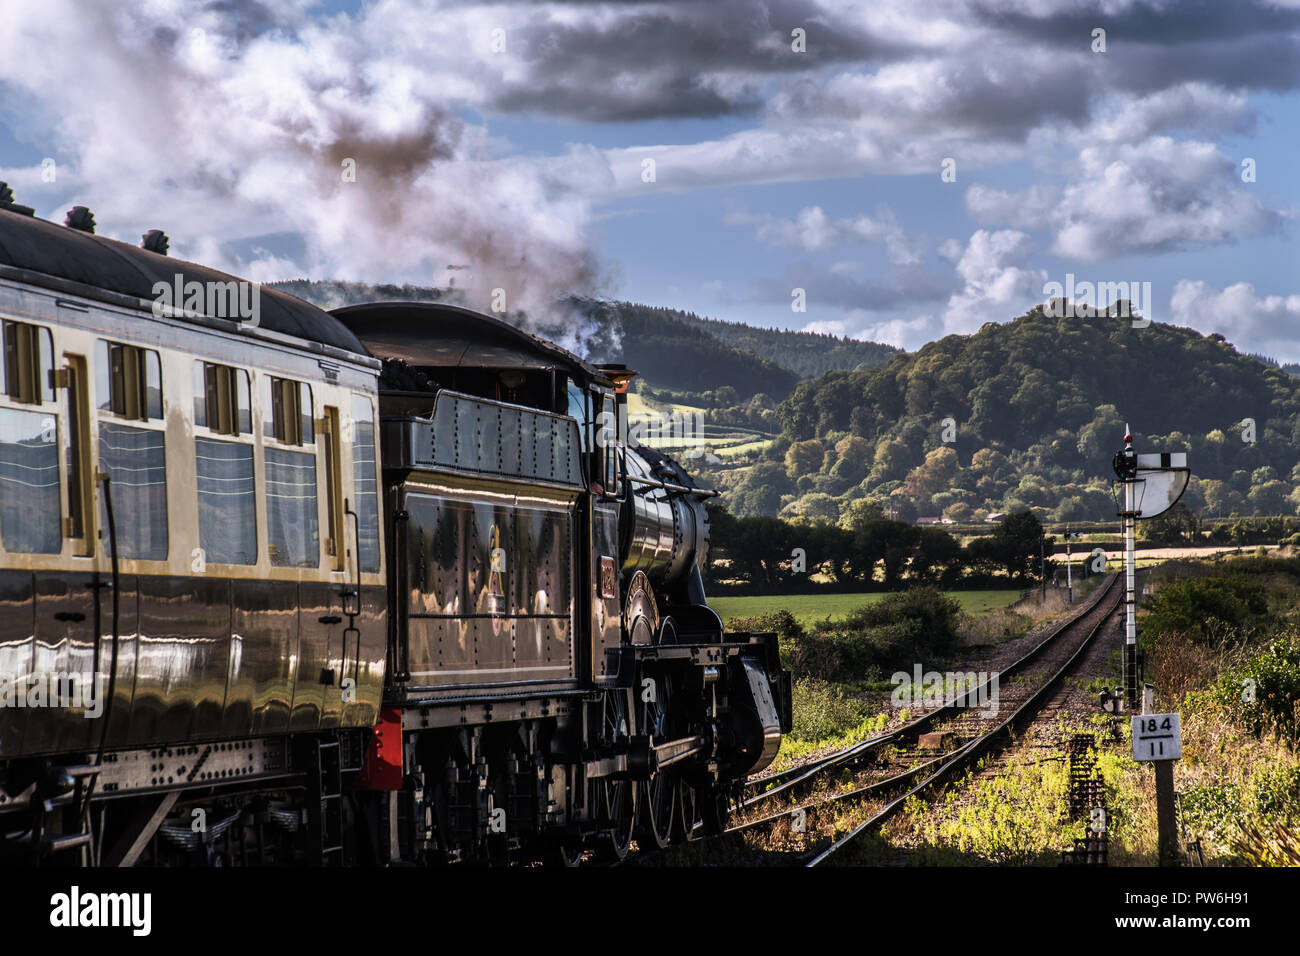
left=193, top=360, right=251, bottom=436
left=2, top=320, right=54, bottom=405
left=96, top=340, right=162, bottom=420
left=351, top=395, right=380, bottom=573
left=262, top=375, right=313, bottom=446
left=98, top=422, right=168, bottom=559
left=196, top=436, right=256, bottom=564
left=0, top=407, right=61, bottom=553
left=266, top=447, right=318, bottom=567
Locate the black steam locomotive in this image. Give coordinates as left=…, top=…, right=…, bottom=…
left=0, top=186, right=790, bottom=866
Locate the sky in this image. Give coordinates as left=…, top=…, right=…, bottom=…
left=0, top=0, right=1297, bottom=358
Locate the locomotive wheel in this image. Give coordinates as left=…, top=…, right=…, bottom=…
left=624, top=571, right=659, bottom=645
left=546, top=840, right=585, bottom=868
left=636, top=669, right=675, bottom=850
left=593, top=689, right=637, bottom=860
left=675, top=778, right=699, bottom=843
left=699, top=786, right=731, bottom=837
left=638, top=775, right=676, bottom=850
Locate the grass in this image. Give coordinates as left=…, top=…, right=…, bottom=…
left=714, top=438, right=775, bottom=459
left=626, top=389, right=777, bottom=459
left=881, top=749, right=1080, bottom=865
left=711, top=589, right=1023, bottom=628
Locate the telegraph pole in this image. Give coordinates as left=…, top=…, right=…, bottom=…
left=1040, top=536, right=1047, bottom=600
left=1064, top=528, right=1083, bottom=604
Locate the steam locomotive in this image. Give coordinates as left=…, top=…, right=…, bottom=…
left=0, top=186, right=790, bottom=866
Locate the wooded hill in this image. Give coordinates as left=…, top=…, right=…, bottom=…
left=732, top=305, right=1300, bottom=524
left=672, top=312, right=900, bottom=380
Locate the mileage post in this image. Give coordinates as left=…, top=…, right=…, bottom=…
left=1132, top=705, right=1182, bottom=866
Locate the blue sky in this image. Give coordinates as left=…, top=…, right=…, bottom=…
left=1, top=1, right=1297, bottom=357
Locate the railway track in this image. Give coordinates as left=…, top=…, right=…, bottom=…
left=800, top=574, right=1124, bottom=865
left=622, top=574, right=1123, bottom=866
left=700, top=573, right=1121, bottom=858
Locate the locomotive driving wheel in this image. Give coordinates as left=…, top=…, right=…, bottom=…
left=624, top=571, right=659, bottom=645
left=675, top=777, right=699, bottom=843
left=593, top=688, right=637, bottom=860
left=636, top=666, right=676, bottom=850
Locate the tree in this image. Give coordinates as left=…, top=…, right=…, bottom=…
left=834, top=435, right=873, bottom=471
left=1077, top=404, right=1124, bottom=461
left=1247, top=480, right=1289, bottom=515
left=942, top=501, right=975, bottom=523
left=838, top=497, right=885, bottom=530
left=1202, top=479, right=1234, bottom=516
left=869, top=437, right=912, bottom=484
left=727, top=462, right=790, bottom=516
left=852, top=519, right=919, bottom=589
left=785, top=439, right=826, bottom=481
left=719, top=515, right=799, bottom=590
left=901, top=446, right=959, bottom=502
left=804, top=522, right=855, bottom=582
left=967, top=510, right=1044, bottom=580
left=1139, top=501, right=1199, bottom=545
left=912, top=527, right=962, bottom=584
left=781, top=492, right=840, bottom=522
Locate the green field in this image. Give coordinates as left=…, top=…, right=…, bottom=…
left=709, top=590, right=1023, bottom=627
left=626, top=391, right=777, bottom=459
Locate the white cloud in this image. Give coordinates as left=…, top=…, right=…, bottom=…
left=823, top=229, right=1046, bottom=350
left=1081, top=84, right=1256, bottom=144
left=800, top=319, right=850, bottom=336
left=849, top=311, right=944, bottom=349
left=965, top=184, right=1059, bottom=230
left=1170, top=279, right=1300, bottom=357
left=728, top=204, right=921, bottom=264
left=946, top=229, right=1046, bottom=327
left=1052, top=138, right=1284, bottom=261
left=969, top=138, right=1286, bottom=262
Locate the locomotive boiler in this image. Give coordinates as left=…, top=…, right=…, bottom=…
left=0, top=188, right=790, bottom=866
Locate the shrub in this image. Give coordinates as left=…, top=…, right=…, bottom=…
left=1142, top=576, right=1269, bottom=645
left=1211, top=634, right=1300, bottom=743
left=789, top=677, right=868, bottom=741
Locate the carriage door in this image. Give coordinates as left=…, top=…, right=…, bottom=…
left=297, top=404, right=346, bottom=730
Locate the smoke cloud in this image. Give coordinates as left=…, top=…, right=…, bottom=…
left=0, top=0, right=612, bottom=351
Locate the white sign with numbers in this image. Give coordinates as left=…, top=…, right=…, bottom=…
left=1132, top=713, right=1181, bottom=761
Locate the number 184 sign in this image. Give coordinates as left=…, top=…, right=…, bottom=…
left=1132, top=713, right=1181, bottom=761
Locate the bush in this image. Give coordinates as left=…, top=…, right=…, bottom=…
left=789, top=677, right=869, bottom=742
left=836, top=587, right=964, bottom=659
left=1142, top=576, right=1269, bottom=645
left=1211, top=634, right=1300, bottom=743
left=731, top=590, right=964, bottom=682
left=1251, top=764, right=1300, bottom=823
left=727, top=609, right=804, bottom=647
left=781, top=588, right=965, bottom=681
